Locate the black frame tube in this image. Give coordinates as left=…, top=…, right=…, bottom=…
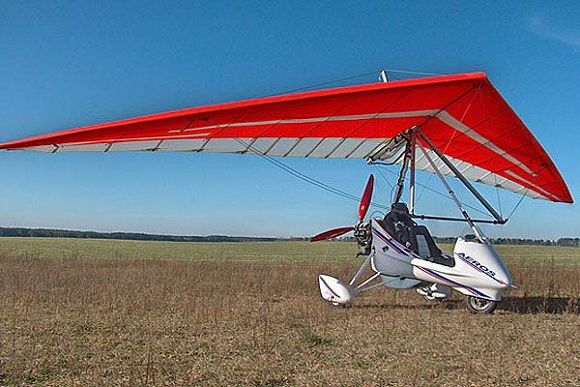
left=412, top=214, right=506, bottom=224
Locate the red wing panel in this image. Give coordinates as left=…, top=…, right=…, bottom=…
left=0, top=72, right=572, bottom=203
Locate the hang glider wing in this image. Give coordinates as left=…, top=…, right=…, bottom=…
left=0, top=72, right=572, bottom=203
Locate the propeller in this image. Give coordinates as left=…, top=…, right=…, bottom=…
left=311, top=226, right=355, bottom=242
left=358, top=174, right=374, bottom=222
left=311, top=174, right=374, bottom=242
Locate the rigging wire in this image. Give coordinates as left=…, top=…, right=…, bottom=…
left=229, top=68, right=432, bottom=211
left=414, top=89, right=477, bottom=204
left=384, top=68, right=442, bottom=76
left=373, top=162, right=492, bottom=217
left=372, top=163, right=394, bottom=189
left=263, top=68, right=443, bottom=97
left=266, top=70, right=378, bottom=97
left=372, top=163, right=398, bottom=204
left=506, top=191, right=527, bottom=220
left=234, top=68, right=524, bottom=224
left=234, top=133, right=495, bottom=219
left=233, top=138, right=391, bottom=210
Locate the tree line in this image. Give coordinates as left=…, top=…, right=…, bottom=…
left=433, top=236, right=579, bottom=247
left=0, top=227, right=278, bottom=243
left=340, top=235, right=579, bottom=247
left=0, top=227, right=577, bottom=247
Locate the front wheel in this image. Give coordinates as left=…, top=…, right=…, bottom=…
left=466, top=296, right=498, bottom=314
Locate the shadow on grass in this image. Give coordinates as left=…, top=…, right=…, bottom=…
left=352, top=300, right=462, bottom=311
left=352, top=296, right=579, bottom=314
left=499, top=296, right=579, bottom=315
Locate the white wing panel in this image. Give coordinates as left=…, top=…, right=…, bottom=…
left=349, top=140, right=384, bottom=158
left=15, top=145, right=57, bottom=152
left=204, top=139, right=246, bottom=153
left=158, top=139, right=206, bottom=151
left=286, top=138, right=322, bottom=157
left=56, top=143, right=110, bottom=152
left=109, top=141, right=160, bottom=152
left=266, top=138, right=299, bottom=157
left=411, top=149, right=546, bottom=200
left=250, top=138, right=278, bottom=154
left=330, top=139, right=367, bottom=158
left=308, top=138, right=342, bottom=158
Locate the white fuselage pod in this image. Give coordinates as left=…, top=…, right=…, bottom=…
left=370, top=219, right=421, bottom=289
left=449, top=237, right=512, bottom=300
left=370, top=219, right=512, bottom=301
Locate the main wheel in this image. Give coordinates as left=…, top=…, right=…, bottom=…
left=466, top=296, right=498, bottom=314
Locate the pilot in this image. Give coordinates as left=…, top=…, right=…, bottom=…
left=382, top=202, right=417, bottom=251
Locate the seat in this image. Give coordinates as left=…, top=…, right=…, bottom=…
left=380, top=203, right=454, bottom=267
left=413, top=225, right=455, bottom=267
left=413, top=225, right=441, bottom=258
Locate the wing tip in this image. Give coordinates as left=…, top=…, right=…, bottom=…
left=562, top=194, right=574, bottom=204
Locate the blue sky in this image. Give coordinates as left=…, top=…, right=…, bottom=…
left=1, top=1, right=579, bottom=239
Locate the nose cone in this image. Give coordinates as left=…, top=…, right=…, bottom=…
left=495, top=261, right=513, bottom=289
left=454, top=238, right=513, bottom=289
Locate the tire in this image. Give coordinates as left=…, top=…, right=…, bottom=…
left=466, top=296, right=498, bottom=314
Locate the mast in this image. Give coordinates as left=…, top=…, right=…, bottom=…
left=409, top=130, right=417, bottom=214
left=378, top=69, right=389, bottom=83
left=392, top=145, right=410, bottom=204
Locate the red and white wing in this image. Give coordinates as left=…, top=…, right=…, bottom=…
left=0, top=72, right=572, bottom=203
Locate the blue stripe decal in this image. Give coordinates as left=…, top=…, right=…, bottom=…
left=372, top=229, right=407, bottom=256
left=372, top=227, right=406, bottom=255
left=373, top=227, right=421, bottom=258
left=319, top=276, right=340, bottom=299
left=417, top=266, right=489, bottom=299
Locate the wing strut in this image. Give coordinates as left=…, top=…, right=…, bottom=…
left=368, top=126, right=507, bottom=227
left=416, top=142, right=483, bottom=239
left=417, top=131, right=506, bottom=224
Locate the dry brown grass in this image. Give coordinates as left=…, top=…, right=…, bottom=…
left=1, top=253, right=579, bottom=386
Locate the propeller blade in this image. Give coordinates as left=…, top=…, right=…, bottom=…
left=311, top=226, right=354, bottom=242
left=358, top=174, right=374, bottom=221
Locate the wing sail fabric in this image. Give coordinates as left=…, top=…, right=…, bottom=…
left=0, top=72, right=572, bottom=203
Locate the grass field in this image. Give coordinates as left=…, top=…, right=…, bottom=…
left=0, top=237, right=579, bottom=266
left=0, top=238, right=579, bottom=386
